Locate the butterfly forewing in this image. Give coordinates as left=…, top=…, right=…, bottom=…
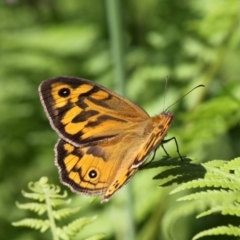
left=39, top=77, right=149, bottom=147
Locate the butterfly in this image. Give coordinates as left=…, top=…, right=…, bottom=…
left=38, top=76, right=175, bottom=202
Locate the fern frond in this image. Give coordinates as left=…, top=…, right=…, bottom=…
left=27, top=177, right=68, bottom=198
left=13, top=177, right=101, bottom=240
left=159, top=156, right=240, bottom=239
left=20, top=177, right=67, bottom=202
left=177, top=189, right=239, bottom=203
left=204, top=157, right=240, bottom=174
left=21, top=190, right=46, bottom=202
left=53, top=207, right=81, bottom=220
left=51, top=198, right=72, bottom=207
left=12, top=218, right=50, bottom=232
left=16, top=202, right=47, bottom=215
left=147, top=156, right=206, bottom=187
left=58, top=216, right=97, bottom=240
left=154, top=162, right=205, bottom=180
left=171, top=170, right=239, bottom=194
left=222, top=157, right=240, bottom=173
left=197, top=203, right=240, bottom=218
left=202, top=160, right=228, bottom=168
left=193, top=225, right=240, bottom=240
left=156, top=166, right=206, bottom=187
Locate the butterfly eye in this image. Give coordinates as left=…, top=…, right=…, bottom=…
left=88, top=169, right=98, bottom=179
left=58, top=88, right=71, bottom=97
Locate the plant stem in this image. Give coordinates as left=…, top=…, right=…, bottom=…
left=105, top=0, right=126, bottom=94
left=105, top=1, right=136, bottom=240
left=44, top=187, right=59, bottom=240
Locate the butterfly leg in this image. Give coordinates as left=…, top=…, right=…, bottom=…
left=162, top=137, right=183, bottom=161
left=140, top=144, right=167, bottom=169
left=139, top=149, right=157, bottom=169
left=150, top=149, right=157, bottom=161
left=161, top=144, right=170, bottom=156
left=141, top=143, right=169, bottom=169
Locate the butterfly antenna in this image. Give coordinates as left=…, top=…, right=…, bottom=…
left=163, top=76, right=169, bottom=111
left=165, top=84, right=205, bottom=112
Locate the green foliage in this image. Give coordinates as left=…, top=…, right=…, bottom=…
left=150, top=157, right=240, bottom=239
left=12, top=177, right=104, bottom=240
left=0, top=0, right=239, bottom=239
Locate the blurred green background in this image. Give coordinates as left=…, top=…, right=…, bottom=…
left=0, top=0, right=239, bottom=239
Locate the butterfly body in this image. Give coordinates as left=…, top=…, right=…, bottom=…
left=39, top=76, right=173, bottom=202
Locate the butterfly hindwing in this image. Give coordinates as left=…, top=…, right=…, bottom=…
left=55, top=139, right=113, bottom=196
left=55, top=112, right=174, bottom=202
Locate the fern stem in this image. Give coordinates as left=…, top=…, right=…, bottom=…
left=43, top=187, right=59, bottom=240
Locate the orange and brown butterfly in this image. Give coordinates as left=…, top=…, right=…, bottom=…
left=38, top=76, right=174, bottom=202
